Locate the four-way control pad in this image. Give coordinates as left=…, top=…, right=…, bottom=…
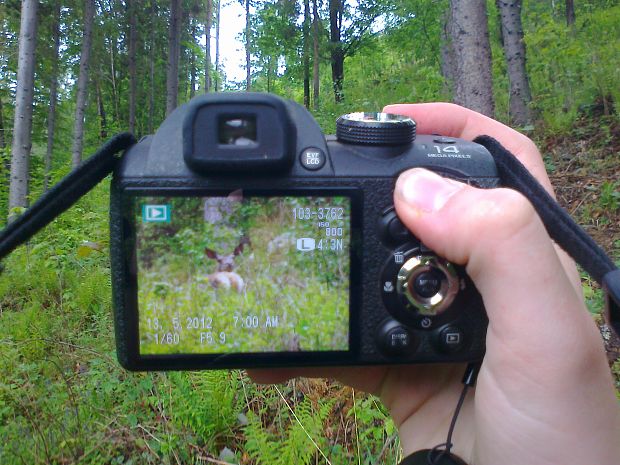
left=376, top=207, right=487, bottom=360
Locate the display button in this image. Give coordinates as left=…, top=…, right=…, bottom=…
left=413, top=270, right=444, bottom=298
left=384, top=326, right=413, bottom=355
left=300, top=147, right=326, bottom=170
left=437, top=326, right=465, bottom=353
left=377, top=319, right=417, bottom=357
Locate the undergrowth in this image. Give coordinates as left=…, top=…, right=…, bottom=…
left=0, top=182, right=399, bottom=464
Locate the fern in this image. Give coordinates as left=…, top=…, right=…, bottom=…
left=169, top=370, right=244, bottom=450
left=244, top=410, right=281, bottom=464
left=244, top=388, right=335, bottom=465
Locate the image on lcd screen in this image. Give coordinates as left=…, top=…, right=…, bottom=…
left=135, top=195, right=351, bottom=355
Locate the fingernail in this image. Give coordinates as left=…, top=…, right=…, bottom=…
left=397, top=169, right=464, bottom=213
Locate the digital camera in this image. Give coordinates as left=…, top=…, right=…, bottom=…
left=111, top=92, right=500, bottom=370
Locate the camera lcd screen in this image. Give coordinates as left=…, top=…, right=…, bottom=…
left=134, top=194, right=351, bottom=356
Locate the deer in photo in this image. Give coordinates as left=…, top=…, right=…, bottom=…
left=204, top=237, right=250, bottom=292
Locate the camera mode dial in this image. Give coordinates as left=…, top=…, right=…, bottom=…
left=336, top=113, right=416, bottom=146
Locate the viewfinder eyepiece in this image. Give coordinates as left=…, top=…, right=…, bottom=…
left=183, top=93, right=296, bottom=174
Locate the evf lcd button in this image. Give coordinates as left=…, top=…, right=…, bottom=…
left=300, top=147, right=326, bottom=170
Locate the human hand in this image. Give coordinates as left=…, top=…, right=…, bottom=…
left=249, top=103, right=620, bottom=464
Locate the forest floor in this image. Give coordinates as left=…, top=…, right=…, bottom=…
left=537, top=115, right=620, bottom=377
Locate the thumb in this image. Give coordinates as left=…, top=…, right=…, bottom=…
left=393, top=168, right=601, bottom=361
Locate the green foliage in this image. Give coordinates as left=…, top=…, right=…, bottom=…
left=598, top=181, right=620, bottom=212
left=346, top=394, right=400, bottom=464
left=169, top=370, right=243, bottom=447
left=244, top=390, right=335, bottom=465
left=582, top=274, right=606, bottom=315
left=524, top=4, right=620, bottom=131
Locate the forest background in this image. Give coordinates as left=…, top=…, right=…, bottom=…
left=0, top=0, right=619, bottom=464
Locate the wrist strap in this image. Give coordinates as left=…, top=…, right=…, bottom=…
left=474, top=135, right=620, bottom=337
left=0, top=132, right=136, bottom=260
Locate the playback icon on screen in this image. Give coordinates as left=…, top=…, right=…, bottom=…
left=142, top=205, right=171, bottom=223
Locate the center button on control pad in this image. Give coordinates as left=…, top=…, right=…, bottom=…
left=381, top=243, right=462, bottom=329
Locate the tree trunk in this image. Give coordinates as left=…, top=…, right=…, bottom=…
left=166, top=0, right=182, bottom=115
left=312, top=0, right=320, bottom=110
left=0, top=96, right=5, bottom=151
left=45, top=0, right=61, bottom=191
left=1, top=93, right=8, bottom=177
left=128, top=0, right=138, bottom=134
left=205, top=0, right=213, bottom=92
left=449, top=0, right=495, bottom=117
left=71, top=0, right=95, bottom=168
left=190, top=19, right=196, bottom=97
left=303, top=0, right=311, bottom=108
left=439, top=7, right=456, bottom=97
left=496, top=0, right=532, bottom=126
left=245, top=0, right=251, bottom=91
left=109, top=35, right=120, bottom=123
left=267, top=56, right=271, bottom=93
left=95, top=78, right=107, bottom=139
left=329, top=0, right=344, bottom=103
left=566, top=0, right=575, bottom=26
left=9, top=0, right=38, bottom=217
left=149, top=0, right=156, bottom=133
left=215, top=0, right=221, bottom=91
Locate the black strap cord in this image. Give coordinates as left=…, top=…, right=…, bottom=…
left=398, top=364, right=479, bottom=465
left=427, top=363, right=479, bottom=465
left=0, top=132, right=136, bottom=261
left=474, top=135, right=620, bottom=337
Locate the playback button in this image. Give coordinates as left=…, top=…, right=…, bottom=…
left=436, top=325, right=465, bottom=354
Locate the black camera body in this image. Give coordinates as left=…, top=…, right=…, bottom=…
left=111, top=93, right=499, bottom=371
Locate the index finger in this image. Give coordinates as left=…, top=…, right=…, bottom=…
left=383, top=103, right=554, bottom=195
